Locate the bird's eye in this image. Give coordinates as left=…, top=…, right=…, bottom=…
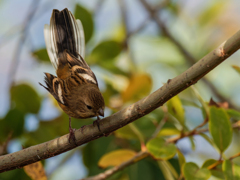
left=87, top=105, right=92, bottom=110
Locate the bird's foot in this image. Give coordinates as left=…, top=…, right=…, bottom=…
left=93, top=117, right=101, bottom=132
left=68, top=127, right=77, bottom=146
left=80, top=125, right=86, bottom=134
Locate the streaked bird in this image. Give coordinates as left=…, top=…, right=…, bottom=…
left=39, top=8, right=105, bottom=144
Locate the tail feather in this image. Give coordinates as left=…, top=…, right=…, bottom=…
left=44, top=8, right=85, bottom=71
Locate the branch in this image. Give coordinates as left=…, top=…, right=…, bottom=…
left=139, top=0, right=238, bottom=110
left=85, top=121, right=240, bottom=180
left=82, top=151, right=149, bottom=180
left=8, top=0, right=41, bottom=84
left=1, top=28, right=240, bottom=172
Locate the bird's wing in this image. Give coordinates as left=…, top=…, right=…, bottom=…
left=39, top=73, right=67, bottom=105
left=65, top=51, right=98, bottom=86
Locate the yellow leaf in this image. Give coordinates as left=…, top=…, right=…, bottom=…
left=167, top=95, right=185, bottom=125
left=122, top=74, right=152, bottom=102
left=98, top=149, right=136, bottom=168
left=24, top=161, right=47, bottom=180
left=158, top=128, right=180, bottom=137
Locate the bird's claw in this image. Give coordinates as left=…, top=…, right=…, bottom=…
left=68, top=127, right=77, bottom=146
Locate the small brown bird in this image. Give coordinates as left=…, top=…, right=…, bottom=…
left=39, top=8, right=105, bottom=143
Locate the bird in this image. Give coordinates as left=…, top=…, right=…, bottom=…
left=39, top=8, right=105, bottom=144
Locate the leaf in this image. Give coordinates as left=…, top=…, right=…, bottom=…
left=89, top=40, right=123, bottom=64
left=146, top=137, right=177, bottom=160
left=183, top=162, right=211, bottom=180
left=177, top=149, right=185, bottom=169
left=158, top=127, right=180, bottom=137
left=167, top=95, right=185, bottom=125
left=198, top=1, right=227, bottom=27
left=11, top=84, right=41, bottom=114
left=24, top=161, right=47, bottom=180
left=232, top=65, right=240, bottom=75
left=223, top=160, right=234, bottom=180
left=158, top=161, right=175, bottom=180
left=98, top=149, right=136, bottom=168
left=181, top=99, right=200, bottom=108
left=32, top=48, right=50, bottom=62
left=122, top=74, right=152, bottom=102
left=74, top=4, right=93, bottom=43
left=115, top=124, right=139, bottom=140
left=227, top=109, right=240, bottom=120
left=223, top=160, right=240, bottom=180
left=82, top=136, right=115, bottom=176
left=202, top=159, right=224, bottom=179
left=209, top=106, right=232, bottom=153
left=0, top=109, right=24, bottom=140
left=190, top=86, right=209, bottom=117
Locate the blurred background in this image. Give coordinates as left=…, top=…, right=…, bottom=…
left=1, top=0, right=240, bottom=179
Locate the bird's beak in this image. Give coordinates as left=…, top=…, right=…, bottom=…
left=98, top=108, right=104, bottom=117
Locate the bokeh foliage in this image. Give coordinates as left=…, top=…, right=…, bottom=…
left=1, top=1, right=240, bottom=180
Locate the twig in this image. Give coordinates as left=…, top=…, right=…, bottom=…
left=139, top=0, right=238, bottom=110
left=8, top=0, right=41, bottom=85
left=151, top=110, right=168, bottom=139
left=1, top=28, right=240, bottom=172
left=0, top=132, right=13, bottom=156
left=84, top=121, right=240, bottom=180
left=81, top=151, right=149, bottom=180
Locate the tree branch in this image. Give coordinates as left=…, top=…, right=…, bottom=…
left=139, top=0, right=239, bottom=110
left=8, top=0, right=41, bottom=85
left=84, top=120, right=240, bottom=180
left=1, top=28, right=240, bottom=172
left=82, top=151, right=149, bottom=180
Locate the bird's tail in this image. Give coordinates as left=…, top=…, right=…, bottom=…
left=44, top=8, right=85, bottom=71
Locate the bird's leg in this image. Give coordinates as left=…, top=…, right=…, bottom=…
left=68, top=116, right=77, bottom=145
left=93, top=116, right=101, bottom=132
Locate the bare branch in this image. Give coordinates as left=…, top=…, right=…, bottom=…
left=1, top=28, right=240, bottom=172
left=8, top=0, right=41, bottom=84
left=139, top=0, right=239, bottom=110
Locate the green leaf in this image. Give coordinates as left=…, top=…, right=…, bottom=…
left=227, top=109, right=240, bottom=120
left=202, top=159, right=224, bottom=179
left=83, top=136, right=115, bottom=176
left=190, top=86, right=209, bottom=117
left=223, top=160, right=240, bottom=180
left=167, top=95, right=185, bottom=125
left=11, top=84, right=41, bottom=114
left=32, top=48, right=50, bottom=62
left=223, top=160, right=234, bottom=180
left=146, top=137, right=177, bottom=160
left=115, top=124, right=139, bottom=140
left=177, top=149, right=185, bottom=169
left=183, top=162, right=211, bottom=180
left=181, top=99, right=200, bottom=108
left=0, top=109, right=24, bottom=140
left=98, top=149, right=136, bottom=168
left=74, top=4, right=93, bottom=43
left=209, top=106, right=232, bottom=153
left=89, top=40, right=123, bottom=64
left=158, top=161, right=175, bottom=180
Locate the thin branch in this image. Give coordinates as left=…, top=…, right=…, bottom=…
left=1, top=28, right=240, bottom=172
left=151, top=109, right=168, bottom=139
left=81, top=151, right=149, bottom=180
left=86, top=121, right=240, bottom=180
left=8, top=0, right=41, bottom=85
left=139, top=0, right=238, bottom=110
